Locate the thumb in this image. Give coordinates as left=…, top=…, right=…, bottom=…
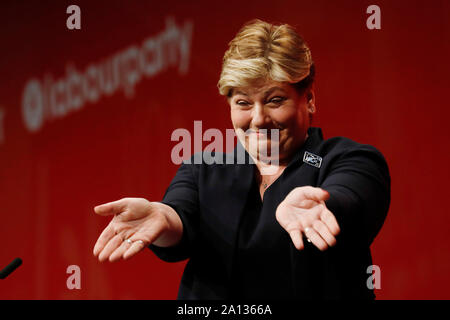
left=319, top=188, right=330, bottom=201
left=94, top=198, right=128, bottom=216
left=299, top=186, right=329, bottom=202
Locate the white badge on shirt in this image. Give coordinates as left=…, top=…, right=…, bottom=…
left=303, top=151, right=322, bottom=168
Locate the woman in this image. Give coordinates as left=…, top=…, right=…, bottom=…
left=93, top=19, right=390, bottom=299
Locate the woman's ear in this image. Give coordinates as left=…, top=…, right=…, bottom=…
left=306, top=88, right=316, bottom=114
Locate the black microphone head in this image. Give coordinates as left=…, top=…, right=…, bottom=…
left=0, top=258, right=23, bottom=279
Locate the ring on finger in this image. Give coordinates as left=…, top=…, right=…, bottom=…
left=304, top=227, right=312, bottom=243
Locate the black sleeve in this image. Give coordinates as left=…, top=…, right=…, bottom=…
left=148, top=160, right=200, bottom=262
left=320, top=145, right=391, bottom=247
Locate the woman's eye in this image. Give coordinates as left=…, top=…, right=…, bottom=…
left=269, top=97, right=286, bottom=104
left=236, top=100, right=250, bottom=106
left=268, top=97, right=286, bottom=106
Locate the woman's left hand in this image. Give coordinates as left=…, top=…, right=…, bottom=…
left=276, top=186, right=340, bottom=251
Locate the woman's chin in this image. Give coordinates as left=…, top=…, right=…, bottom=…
left=247, top=148, right=280, bottom=163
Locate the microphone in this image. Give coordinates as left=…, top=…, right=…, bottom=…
left=0, top=258, right=22, bottom=279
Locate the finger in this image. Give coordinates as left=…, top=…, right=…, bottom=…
left=288, top=229, right=304, bottom=250
left=109, top=239, right=133, bottom=262
left=93, top=222, right=115, bottom=257
left=122, top=222, right=164, bottom=260
left=94, top=198, right=128, bottom=216
left=300, top=187, right=329, bottom=202
left=304, top=226, right=328, bottom=251
left=320, top=206, right=341, bottom=236
left=98, top=234, right=124, bottom=262
left=287, top=187, right=329, bottom=206
left=123, top=240, right=147, bottom=260
left=313, top=220, right=337, bottom=247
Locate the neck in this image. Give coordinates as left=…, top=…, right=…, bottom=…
left=254, top=161, right=287, bottom=177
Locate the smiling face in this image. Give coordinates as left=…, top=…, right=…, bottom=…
left=228, top=79, right=315, bottom=166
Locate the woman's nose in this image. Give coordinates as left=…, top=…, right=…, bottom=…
left=251, top=104, right=268, bottom=127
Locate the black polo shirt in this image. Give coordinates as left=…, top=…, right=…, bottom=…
left=149, top=127, right=391, bottom=300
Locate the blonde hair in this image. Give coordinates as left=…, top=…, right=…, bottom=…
left=218, top=19, right=314, bottom=97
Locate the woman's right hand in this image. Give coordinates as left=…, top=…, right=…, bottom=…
left=93, top=198, right=183, bottom=263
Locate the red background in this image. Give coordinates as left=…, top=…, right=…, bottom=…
left=0, top=0, right=449, bottom=299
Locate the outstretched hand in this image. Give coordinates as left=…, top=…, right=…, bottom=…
left=93, top=198, right=171, bottom=262
left=276, top=186, right=340, bottom=251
